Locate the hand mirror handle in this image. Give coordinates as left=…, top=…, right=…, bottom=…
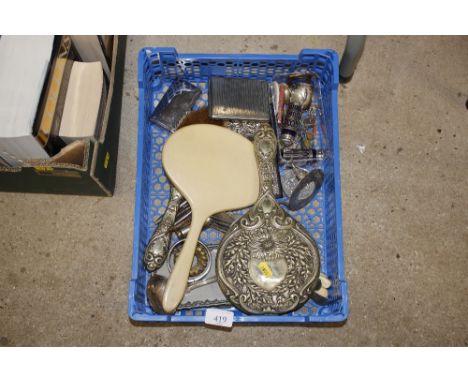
left=144, top=186, right=182, bottom=272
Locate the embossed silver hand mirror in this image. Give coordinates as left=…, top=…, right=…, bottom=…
left=216, top=124, right=321, bottom=314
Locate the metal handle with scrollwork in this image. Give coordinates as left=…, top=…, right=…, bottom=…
left=144, top=186, right=183, bottom=272
left=254, top=124, right=278, bottom=196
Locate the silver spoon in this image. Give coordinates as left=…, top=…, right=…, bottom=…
left=147, top=274, right=168, bottom=314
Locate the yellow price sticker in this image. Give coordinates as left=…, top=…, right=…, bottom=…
left=258, top=261, right=273, bottom=278
left=104, top=152, right=110, bottom=169
left=34, top=166, right=54, bottom=174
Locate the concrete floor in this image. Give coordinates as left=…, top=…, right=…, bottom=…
left=0, top=36, right=467, bottom=346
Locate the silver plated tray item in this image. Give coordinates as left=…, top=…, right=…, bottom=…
left=216, top=124, right=321, bottom=314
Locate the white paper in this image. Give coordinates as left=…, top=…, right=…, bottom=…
left=0, top=36, right=53, bottom=138
left=0, top=35, right=53, bottom=161
left=204, top=308, right=234, bottom=328
left=71, top=36, right=110, bottom=79
left=59, top=61, right=103, bottom=141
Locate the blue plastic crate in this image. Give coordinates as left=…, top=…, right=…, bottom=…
left=129, top=47, right=348, bottom=324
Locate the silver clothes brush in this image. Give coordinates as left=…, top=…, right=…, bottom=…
left=208, top=77, right=270, bottom=121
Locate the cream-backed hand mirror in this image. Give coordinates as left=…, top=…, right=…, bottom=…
left=161, top=123, right=259, bottom=313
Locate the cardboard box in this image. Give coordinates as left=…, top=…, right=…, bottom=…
left=0, top=35, right=126, bottom=196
